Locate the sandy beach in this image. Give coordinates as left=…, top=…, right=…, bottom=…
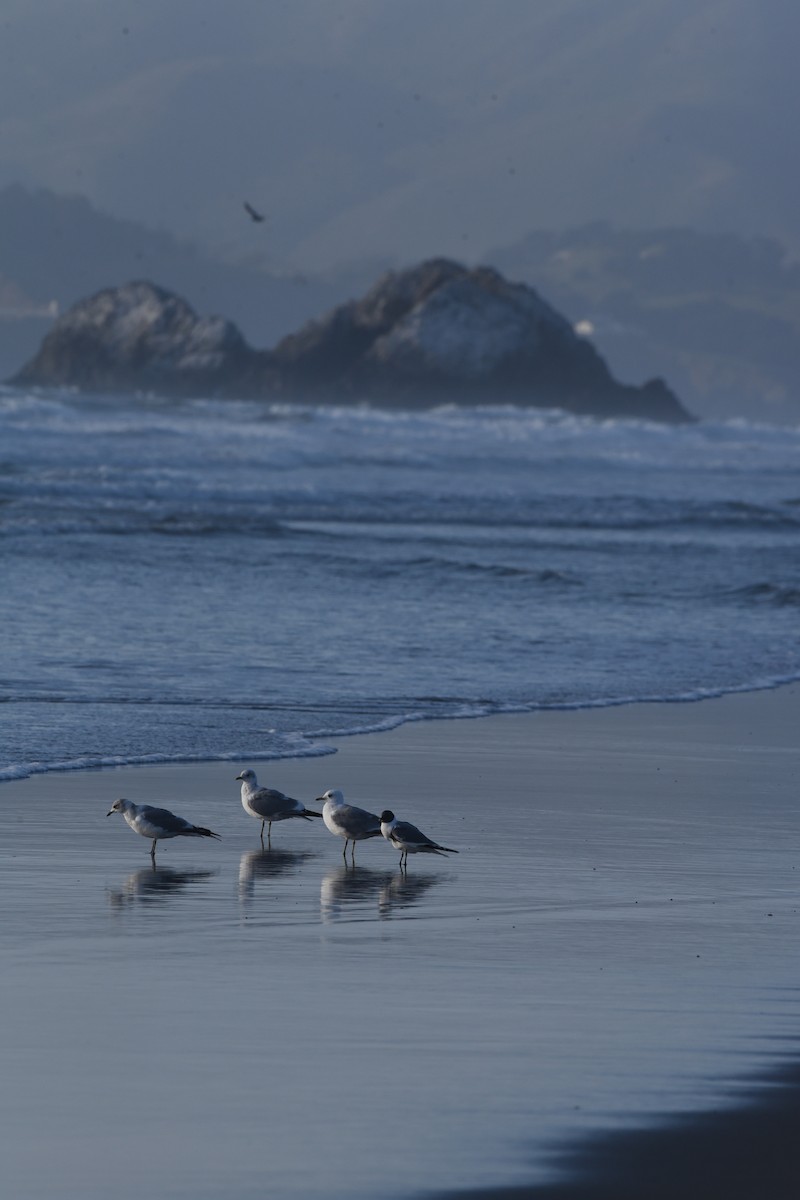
left=2, top=686, right=800, bottom=1199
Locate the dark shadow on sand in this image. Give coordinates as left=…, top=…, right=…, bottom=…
left=432, top=1055, right=800, bottom=1200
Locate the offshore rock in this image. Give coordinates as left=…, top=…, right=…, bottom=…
left=11, top=281, right=262, bottom=396
left=12, top=262, right=691, bottom=421
left=272, top=259, right=690, bottom=420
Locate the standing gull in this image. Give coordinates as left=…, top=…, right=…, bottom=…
left=316, top=789, right=382, bottom=863
left=236, top=768, right=322, bottom=844
left=107, top=798, right=221, bottom=861
left=380, top=810, right=458, bottom=870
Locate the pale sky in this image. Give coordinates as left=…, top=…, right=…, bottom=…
left=1, top=0, right=798, bottom=269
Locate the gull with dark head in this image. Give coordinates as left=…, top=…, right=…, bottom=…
left=316, top=789, right=382, bottom=863
left=107, top=798, right=221, bottom=861
left=236, top=768, right=322, bottom=844
left=379, top=810, right=458, bottom=870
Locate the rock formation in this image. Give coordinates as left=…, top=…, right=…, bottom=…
left=12, top=280, right=261, bottom=396
left=12, top=261, right=691, bottom=421
left=270, top=259, right=689, bottom=419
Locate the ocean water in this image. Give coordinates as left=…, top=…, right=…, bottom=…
left=1, top=388, right=799, bottom=781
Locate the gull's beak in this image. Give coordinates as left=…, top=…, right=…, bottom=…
left=106, top=808, right=115, bottom=817
left=235, top=774, right=243, bottom=781
left=314, top=795, right=326, bottom=804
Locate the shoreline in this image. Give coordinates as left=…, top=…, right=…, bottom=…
left=4, top=673, right=800, bottom=785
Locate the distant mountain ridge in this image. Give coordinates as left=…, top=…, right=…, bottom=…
left=11, top=264, right=690, bottom=422
left=3, top=2, right=798, bottom=264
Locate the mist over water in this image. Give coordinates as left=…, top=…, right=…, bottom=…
left=2, top=389, right=800, bottom=780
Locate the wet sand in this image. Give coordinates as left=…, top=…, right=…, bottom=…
left=1, top=686, right=800, bottom=1199
left=437, top=1058, right=800, bottom=1199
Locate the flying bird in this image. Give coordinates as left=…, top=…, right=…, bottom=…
left=379, top=810, right=458, bottom=869
left=316, top=789, right=382, bottom=863
left=236, top=768, right=322, bottom=843
left=243, top=201, right=266, bottom=223
left=107, top=798, right=221, bottom=861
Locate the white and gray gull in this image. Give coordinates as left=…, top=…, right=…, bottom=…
left=316, top=789, right=382, bottom=862
left=380, top=809, right=458, bottom=869
left=236, top=768, right=322, bottom=843
left=107, top=798, right=221, bottom=861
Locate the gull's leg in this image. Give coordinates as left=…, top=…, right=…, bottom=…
left=260, top=820, right=265, bottom=844
left=151, top=839, right=157, bottom=862
left=342, top=839, right=348, bottom=860
left=267, top=821, right=272, bottom=846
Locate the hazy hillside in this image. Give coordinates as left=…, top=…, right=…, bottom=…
left=491, top=225, right=800, bottom=421
left=1, top=1, right=798, bottom=269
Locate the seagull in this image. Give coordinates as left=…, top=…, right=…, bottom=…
left=107, top=798, right=221, bottom=861
left=243, top=201, right=266, bottom=223
left=236, top=768, right=322, bottom=843
left=316, top=789, right=382, bottom=863
left=379, top=810, right=458, bottom=870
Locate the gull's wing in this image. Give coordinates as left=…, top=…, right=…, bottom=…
left=135, top=804, right=194, bottom=833
left=335, top=804, right=382, bottom=837
left=393, top=819, right=458, bottom=853
left=393, top=819, right=435, bottom=846
left=249, top=786, right=304, bottom=819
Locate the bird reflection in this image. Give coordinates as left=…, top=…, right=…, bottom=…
left=320, top=864, right=442, bottom=922
left=107, top=864, right=217, bottom=908
left=238, top=847, right=315, bottom=903
left=377, top=870, right=441, bottom=918
left=320, top=864, right=397, bottom=922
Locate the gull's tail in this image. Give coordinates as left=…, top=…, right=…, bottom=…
left=303, top=809, right=323, bottom=819
left=431, top=844, right=458, bottom=854
left=187, top=825, right=222, bottom=840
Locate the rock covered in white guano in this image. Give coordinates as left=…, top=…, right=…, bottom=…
left=365, top=268, right=573, bottom=377
left=13, top=263, right=691, bottom=421
left=271, top=259, right=691, bottom=420
left=13, top=281, right=257, bottom=394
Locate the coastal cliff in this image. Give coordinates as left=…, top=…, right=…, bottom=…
left=12, top=260, right=691, bottom=422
